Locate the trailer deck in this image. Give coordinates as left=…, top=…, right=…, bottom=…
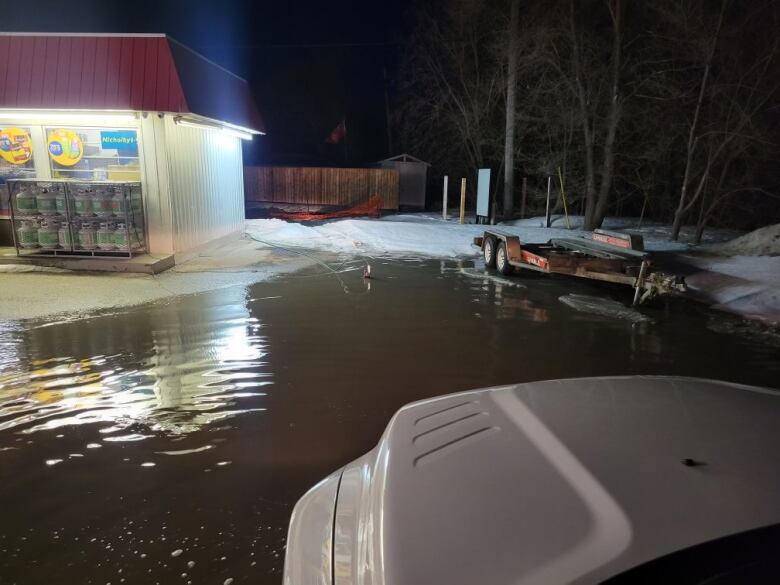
left=474, top=229, right=685, bottom=305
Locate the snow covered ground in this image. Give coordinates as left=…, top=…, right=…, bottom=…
left=245, top=213, right=736, bottom=258
left=703, top=222, right=780, bottom=256
left=0, top=237, right=318, bottom=322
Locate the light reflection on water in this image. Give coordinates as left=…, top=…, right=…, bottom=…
left=1, top=259, right=780, bottom=585
left=0, top=291, right=270, bottom=440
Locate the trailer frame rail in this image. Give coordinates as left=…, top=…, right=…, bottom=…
left=473, top=229, right=685, bottom=305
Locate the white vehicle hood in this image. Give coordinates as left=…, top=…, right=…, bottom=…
left=331, top=376, right=780, bottom=585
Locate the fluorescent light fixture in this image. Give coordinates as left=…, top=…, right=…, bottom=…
left=221, top=127, right=254, bottom=140
left=174, top=116, right=258, bottom=140
left=0, top=110, right=137, bottom=123
left=222, top=120, right=266, bottom=137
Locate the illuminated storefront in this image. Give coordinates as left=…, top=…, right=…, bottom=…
left=0, top=33, right=265, bottom=263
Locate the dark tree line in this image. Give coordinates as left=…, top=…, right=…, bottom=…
left=393, top=0, right=780, bottom=240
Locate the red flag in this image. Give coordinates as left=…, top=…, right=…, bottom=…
left=325, top=119, right=347, bottom=144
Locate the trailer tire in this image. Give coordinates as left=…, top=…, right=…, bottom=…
left=483, top=236, right=497, bottom=268
left=497, top=241, right=514, bottom=276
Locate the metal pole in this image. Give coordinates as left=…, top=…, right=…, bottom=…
left=545, top=175, right=552, bottom=228
left=633, top=260, right=648, bottom=307
left=558, top=166, right=571, bottom=229
left=125, top=184, right=132, bottom=258
left=442, top=175, right=449, bottom=221
left=64, top=181, right=75, bottom=253
left=459, top=178, right=467, bottom=224
left=7, top=182, right=19, bottom=256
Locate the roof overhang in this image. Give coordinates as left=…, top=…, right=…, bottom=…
left=173, top=114, right=264, bottom=140
left=0, top=33, right=266, bottom=134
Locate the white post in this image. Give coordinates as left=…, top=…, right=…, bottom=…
left=442, top=175, right=449, bottom=221
left=459, top=178, right=467, bottom=224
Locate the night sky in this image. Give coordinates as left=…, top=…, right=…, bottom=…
left=4, top=0, right=412, bottom=165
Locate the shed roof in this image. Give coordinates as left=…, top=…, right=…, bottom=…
left=380, top=153, right=431, bottom=166
left=0, top=33, right=265, bottom=133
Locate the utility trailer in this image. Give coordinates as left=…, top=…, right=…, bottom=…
left=474, top=229, right=685, bottom=305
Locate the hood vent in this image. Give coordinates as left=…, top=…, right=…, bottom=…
left=411, top=398, right=499, bottom=467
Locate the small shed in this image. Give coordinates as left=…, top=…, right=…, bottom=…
left=0, top=33, right=265, bottom=263
left=379, top=154, right=429, bottom=210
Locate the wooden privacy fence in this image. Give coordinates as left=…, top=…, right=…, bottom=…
left=244, top=166, right=400, bottom=210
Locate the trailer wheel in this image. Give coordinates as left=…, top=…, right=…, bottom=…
left=483, top=236, right=497, bottom=268
left=497, top=241, right=514, bottom=275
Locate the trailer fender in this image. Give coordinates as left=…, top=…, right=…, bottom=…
left=503, top=236, right=524, bottom=264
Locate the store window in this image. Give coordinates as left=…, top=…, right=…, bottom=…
left=46, top=127, right=141, bottom=182
left=0, top=126, right=36, bottom=217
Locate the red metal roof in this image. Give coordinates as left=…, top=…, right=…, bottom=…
left=0, top=33, right=265, bottom=133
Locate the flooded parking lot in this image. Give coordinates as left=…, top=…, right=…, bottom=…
left=1, top=257, right=779, bottom=584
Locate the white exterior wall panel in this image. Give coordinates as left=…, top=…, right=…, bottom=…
left=138, top=114, right=174, bottom=255
left=163, top=117, right=245, bottom=253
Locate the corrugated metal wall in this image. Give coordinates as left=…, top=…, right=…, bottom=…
left=163, top=117, right=245, bottom=253
left=138, top=115, right=174, bottom=255
left=244, top=166, right=399, bottom=210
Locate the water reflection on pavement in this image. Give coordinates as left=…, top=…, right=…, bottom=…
left=1, top=258, right=778, bottom=584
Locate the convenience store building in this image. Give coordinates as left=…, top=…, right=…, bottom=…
left=0, top=32, right=264, bottom=266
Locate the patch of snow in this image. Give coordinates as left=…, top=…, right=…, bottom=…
left=690, top=255, right=780, bottom=286
left=683, top=254, right=780, bottom=324
left=246, top=214, right=738, bottom=259
left=0, top=264, right=71, bottom=273
left=703, top=223, right=780, bottom=257
left=558, top=294, right=652, bottom=323
left=248, top=216, right=584, bottom=258
left=0, top=237, right=317, bottom=322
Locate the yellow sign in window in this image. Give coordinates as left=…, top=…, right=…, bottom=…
left=47, top=128, right=84, bottom=166
left=0, top=127, right=33, bottom=165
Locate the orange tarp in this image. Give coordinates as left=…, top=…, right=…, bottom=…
left=269, top=195, right=383, bottom=221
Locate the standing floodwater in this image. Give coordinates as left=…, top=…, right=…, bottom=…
left=1, top=258, right=778, bottom=584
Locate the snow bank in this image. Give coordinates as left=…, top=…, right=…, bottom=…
left=246, top=214, right=737, bottom=259
left=703, top=223, right=780, bottom=257
left=247, top=216, right=572, bottom=257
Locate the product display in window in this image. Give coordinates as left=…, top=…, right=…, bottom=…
left=6, top=180, right=145, bottom=256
